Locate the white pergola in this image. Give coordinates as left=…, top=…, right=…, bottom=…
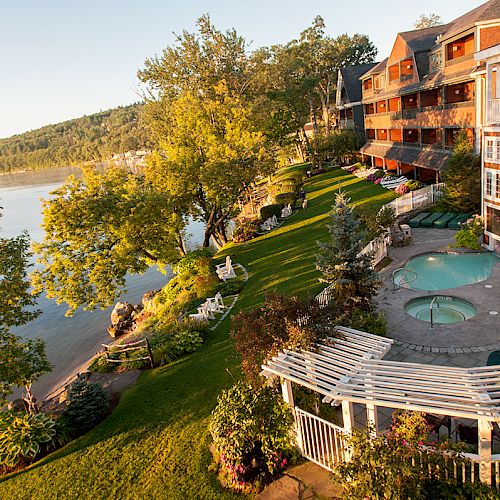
left=262, top=326, right=500, bottom=484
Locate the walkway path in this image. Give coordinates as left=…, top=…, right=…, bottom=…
left=257, top=462, right=343, bottom=500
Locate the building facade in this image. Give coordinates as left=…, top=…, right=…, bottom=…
left=336, top=63, right=378, bottom=139
left=476, top=44, right=500, bottom=253
left=359, top=0, right=500, bottom=183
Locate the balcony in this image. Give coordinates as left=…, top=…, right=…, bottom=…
left=487, top=100, right=500, bottom=125
left=445, top=53, right=474, bottom=67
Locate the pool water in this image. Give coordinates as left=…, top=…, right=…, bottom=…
left=393, top=252, right=499, bottom=291
left=405, top=296, right=476, bottom=324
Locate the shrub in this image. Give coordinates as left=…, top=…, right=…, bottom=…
left=0, top=411, right=60, bottom=468
left=150, top=318, right=210, bottom=366
left=62, top=380, right=109, bottom=434
left=334, top=410, right=469, bottom=500
left=274, top=192, right=297, bottom=206
left=405, top=180, right=424, bottom=191
left=375, top=205, right=397, bottom=232
left=232, top=220, right=259, bottom=243
left=231, top=293, right=338, bottom=382
left=347, top=309, right=387, bottom=336
left=395, top=183, right=410, bottom=195
left=455, top=214, right=482, bottom=250
left=172, top=248, right=214, bottom=278
left=217, top=279, right=244, bottom=296
left=260, top=204, right=281, bottom=221
left=209, top=381, right=296, bottom=493
left=88, top=353, right=116, bottom=374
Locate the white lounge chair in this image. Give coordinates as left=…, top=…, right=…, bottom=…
left=189, top=304, right=210, bottom=322
left=281, top=204, right=292, bottom=218
left=216, top=256, right=236, bottom=281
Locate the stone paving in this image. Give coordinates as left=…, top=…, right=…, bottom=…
left=377, top=228, right=500, bottom=353
left=257, top=462, right=343, bottom=500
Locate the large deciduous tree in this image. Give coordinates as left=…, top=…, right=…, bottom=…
left=31, top=166, right=185, bottom=315
left=139, top=16, right=275, bottom=248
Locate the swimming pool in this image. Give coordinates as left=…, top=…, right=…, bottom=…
left=393, top=252, right=499, bottom=291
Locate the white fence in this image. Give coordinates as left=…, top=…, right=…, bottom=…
left=385, top=183, right=445, bottom=216
left=295, top=407, right=347, bottom=471
left=359, top=234, right=389, bottom=267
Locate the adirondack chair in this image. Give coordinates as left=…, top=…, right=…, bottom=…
left=281, top=204, right=292, bottom=218
left=260, top=218, right=273, bottom=231
left=189, top=303, right=211, bottom=322
left=270, top=215, right=278, bottom=227
left=216, top=256, right=236, bottom=281
left=206, top=292, right=226, bottom=313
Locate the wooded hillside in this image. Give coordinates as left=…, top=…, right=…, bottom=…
left=0, top=103, right=149, bottom=173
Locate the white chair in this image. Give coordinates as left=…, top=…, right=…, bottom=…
left=216, top=256, right=236, bottom=281
left=206, top=292, right=226, bottom=313
left=189, top=305, right=210, bottom=323
left=270, top=215, right=278, bottom=227
left=260, top=218, right=273, bottom=231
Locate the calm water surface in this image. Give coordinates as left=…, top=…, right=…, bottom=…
left=0, top=167, right=205, bottom=398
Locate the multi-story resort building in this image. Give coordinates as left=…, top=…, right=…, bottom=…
left=476, top=43, right=500, bottom=253
left=352, top=0, right=500, bottom=184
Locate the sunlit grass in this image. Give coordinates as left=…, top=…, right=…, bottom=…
left=0, top=167, right=395, bottom=499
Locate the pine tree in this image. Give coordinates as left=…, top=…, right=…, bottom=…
left=441, top=131, right=481, bottom=213
left=316, top=192, right=380, bottom=313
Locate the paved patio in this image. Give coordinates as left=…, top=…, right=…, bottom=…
left=377, top=228, right=500, bottom=354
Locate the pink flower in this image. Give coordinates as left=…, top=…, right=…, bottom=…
left=418, top=441, right=424, bottom=446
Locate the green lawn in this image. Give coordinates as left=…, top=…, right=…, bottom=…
left=0, top=168, right=395, bottom=499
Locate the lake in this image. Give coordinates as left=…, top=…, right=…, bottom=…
left=0, top=166, right=205, bottom=399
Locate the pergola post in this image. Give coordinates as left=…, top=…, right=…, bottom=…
left=366, top=403, right=378, bottom=437
left=342, top=400, right=354, bottom=432
left=478, top=418, right=493, bottom=485
left=280, top=378, right=294, bottom=407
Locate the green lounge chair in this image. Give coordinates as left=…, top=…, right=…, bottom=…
left=420, top=212, right=443, bottom=227
left=434, top=213, right=456, bottom=228
left=448, top=214, right=470, bottom=230
left=487, top=351, right=500, bottom=366
left=408, top=212, right=430, bottom=228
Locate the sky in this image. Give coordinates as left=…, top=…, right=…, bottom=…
left=0, top=0, right=486, bottom=139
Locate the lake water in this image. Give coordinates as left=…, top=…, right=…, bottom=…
left=0, top=166, right=205, bottom=399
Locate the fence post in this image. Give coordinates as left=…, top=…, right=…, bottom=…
left=478, top=418, right=493, bottom=485
left=146, top=339, right=155, bottom=368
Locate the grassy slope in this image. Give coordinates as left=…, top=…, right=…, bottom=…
left=0, top=168, right=395, bottom=500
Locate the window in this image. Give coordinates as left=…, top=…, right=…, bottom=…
left=363, top=78, right=373, bottom=91
left=496, top=139, right=500, bottom=161
left=496, top=173, right=500, bottom=199
left=486, top=139, right=495, bottom=161
left=486, top=171, right=493, bottom=197
left=486, top=205, right=500, bottom=237
left=389, top=64, right=399, bottom=81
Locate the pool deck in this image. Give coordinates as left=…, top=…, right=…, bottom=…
left=377, top=228, right=500, bottom=365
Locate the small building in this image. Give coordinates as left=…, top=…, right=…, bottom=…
left=359, top=0, right=500, bottom=183
left=475, top=43, right=500, bottom=254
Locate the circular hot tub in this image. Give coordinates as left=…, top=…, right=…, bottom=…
left=404, top=296, right=476, bottom=324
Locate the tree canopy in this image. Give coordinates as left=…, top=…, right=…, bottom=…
left=139, top=15, right=275, bottom=248
left=414, top=14, right=443, bottom=29
left=441, top=131, right=481, bottom=213
left=31, top=166, right=185, bottom=315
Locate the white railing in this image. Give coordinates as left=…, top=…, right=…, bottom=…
left=315, top=283, right=333, bottom=308
left=385, top=183, right=445, bottom=216
left=487, top=99, right=500, bottom=126
left=359, top=234, right=388, bottom=267
left=295, top=407, right=347, bottom=471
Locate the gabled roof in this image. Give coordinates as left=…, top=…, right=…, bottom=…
left=359, top=58, right=388, bottom=79
left=399, top=24, right=450, bottom=53
left=441, top=0, right=500, bottom=41
left=340, top=63, right=378, bottom=102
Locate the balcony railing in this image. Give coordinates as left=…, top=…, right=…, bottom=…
left=444, top=52, right=474, bottom=67
left=487, top=99, right=500, bottom=125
